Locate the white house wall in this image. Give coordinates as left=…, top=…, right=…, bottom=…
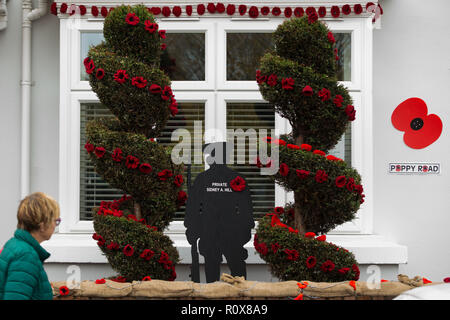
left=0, top=0, right=448, bottom=283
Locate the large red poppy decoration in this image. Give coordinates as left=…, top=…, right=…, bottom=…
left=391, top=98, right=442, bottom=149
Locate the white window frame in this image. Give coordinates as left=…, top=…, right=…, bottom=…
left=57, top=13, right=374, bottom=252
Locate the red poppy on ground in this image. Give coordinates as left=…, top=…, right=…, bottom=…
left=306, top=256, right=317, bottom=268
left=284, top=7, right=293, bottom=18
left=151, top=7, right=161, bottom=15
left=335, top=175, right=347, bottom=188
left=342, top=4, right=351, bottom=15
left=249, top=6, right=259, bottom=18
left=294, top=7, right=304, bottom=17
left=302, top=85, right=313, bottom=96
left=84, top=142, right=94, bottom=153
left=111, top=148, right=123, bottom=162
left=315, top=170, right=328, bottom=183
left=79, top=5, right=87, bottom=15
left=282, top=77, right=295, bottom=90
left=318, top=6, right=326, bottom=17
left=216, top=3, right=225, bottom=13
left=308, top=11, right=318, bottom=23
left=296, top=169, right=310, bottom=179
left=125, top=13, right=139, bottom=25
left=139, top=163, right=152, bottom=174
left=391, top=97, right=442, bottom=149
left=94, top=147, right=106, bottom=158
left=149, top=84, right=162, bottom=93
left=279, top=163, right=289, bottom=177
left=345, top=105, right=356, bottom=121
left=207, top=3, right=216, bottom=14
left=197, top=4, right=206, bottom=15
left=125, top=155, right=139, bottom=169
left=140, top=249, right=155, bottom=261
left=284, top=249, right=299, bottom=261
left=352, top=264, right=360, bottom=280
left=59, top=286, right=70, bottom=296
left=230, top=176, right=246, bottom=192
left=349, top=280, right=357, bottom=290
left=300, top=144, right=312, bottom=151
left=321, top=260, right=335, bottom=272
left=142, top=276, right=152, bottom=281
left=238, top=5, right=247, bottom=15
left=177, top=190, right=187, bottom=206
left=159, top=30, right=166, bottom=39
left=114, top=70, right=129, bottom=84
left=144, top=20, right=158, bottom=33
left=158, top=169, right=173, bottom=181
left=161, top=6, right=171, bottom=17
left=172, top=6, right=182, bottom=17
left=91, top=6, right=99, bottom=17
left=226, top=4, right=236, bottom=15
left=316, top=235, right=326, bottom=242
left=313, top=150, right=326, bottom=156
left=354, top=4, right=363, bottom=14
left=173, top=174, right=184, bottom=187
left=287, top=144, right=300, bottom=150
left=318, top=88, right=331, bottom=101
left=338, top=268, right=350, bottom=275
left=123, top=244, right=134, bottom=257
left=186, top=5, right=193, bottom=16
left=101, top=6, right=108, bottom=17
left=272, top=7, right=281, bottom=16
left=331, top=6, right=340, bottom=18
left=131, top=76, right=147, bottom=89
left=261, top=6, right=270, bottom=15
left=95, top=279, right=106, bottom=284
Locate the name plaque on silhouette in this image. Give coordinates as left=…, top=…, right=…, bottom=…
left=184, top=142, right=255, bottom=283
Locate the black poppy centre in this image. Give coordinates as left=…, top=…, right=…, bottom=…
left=410, top=118, right=424, bottom=131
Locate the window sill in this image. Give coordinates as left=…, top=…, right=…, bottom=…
left=42, top=233, right=407, bottom=265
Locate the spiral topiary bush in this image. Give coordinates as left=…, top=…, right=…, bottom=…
left=83, top=5, right=185, bottom=281
left=254, top=16, right=365, bottom=282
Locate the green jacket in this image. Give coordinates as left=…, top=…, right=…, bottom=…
left=0, top=229, right=53, bottom=300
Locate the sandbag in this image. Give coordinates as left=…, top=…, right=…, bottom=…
left=131, top=280, right=194, bottom=298
left=79, top=280, right=133, bottom=298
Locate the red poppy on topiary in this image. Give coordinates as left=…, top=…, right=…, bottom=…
left=315, top=170, right=328, bottom=183
left=274, top=206, right=285, bottom=215
left=149, top=84, right=162, bottom=94
left=131, top=76, right=148, bottom=89
left=296, top=169, right=310, bottom=179
left=85, top=142, right=94, bottom=153
left=125, top=155, right=139, bottom=169
left=391, top=97, right=442, bottom=149
left=157, top=169, right=173, bottom=181
left=346, top=177, right=355, bottom=191
left=197, top=4, right=206, bottom=15
left=335, top=175, right=347, bottom=188
left=226, top=4, right=236, bottom=15
left=272, top=7, right=281, bottom=16
left=230, top=176, right=246, bottom=192
left=306, top=256, right=317, bottom=269
left=282, top=78, right=295, bottom=90
left=321, top=260, right=335, bottom=272
left=287, top=144, right=300, bottom=150
left=318, top=88, right=331, bottom=101
left=256, top=70, right=267, bottom=84
left=345, top=105, right=356, bottom=121
left=114, top=70, right=129, bottom=84
left=313, top=150, right=326, bottom=156
left=305, top=232, right=316, bottom=238
left=85, top=59, right=95, bottom=74
left=327, top=31, right=336, bottom=44
left=173, top=174, right=184, bottom=187
left=352, top=264, right=360, bottom=280
left=139, top=163, right=152, bottom=174
left=271, top=243, right=280, bottom=254
left=333, top=95, right=344, bottom=107
left=125, top=13, right=140, bottom=25
left=140, top=249, right=155, bottom=261
left=284, top=249, right=299, bottom=261
left=159, top=30, right=166, bottom=39
left=300, top=144, right=312, bottom=151
left=308, top=11, right=318, bottom=23
left=95, top=68, right=105, bottom=80
left=316, top=235, right=326, bottom=242
left=94, top=147, right=106, bottom=158
left=267, top=74, right=277, bottom=87
left=294, top=7, right=304, bottom=17
left=338, top=268, right=350, bottom=275
left=249, top=6, right=259, bottom=18
left=123, top=244, right=134, bottom=257
left=144, top=21, right=158, bottom=33
left=279, top=163, right=289, bottom=177
left=238, top=5, right=247, bottom=15
left=302, top=85, right=313, bottom=96
left=177, top=190, right=187, bottom=206
left=111, top=148, right=123, bottom=162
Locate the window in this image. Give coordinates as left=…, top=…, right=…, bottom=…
left=59, top=15, right=372, bottom=235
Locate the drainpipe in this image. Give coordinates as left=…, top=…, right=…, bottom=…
left=21, top=0, right=49, bottom=198
left=0, top=0, right=7, bottom=31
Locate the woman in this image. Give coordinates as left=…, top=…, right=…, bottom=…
left=0, top=192, right=60, bottom=300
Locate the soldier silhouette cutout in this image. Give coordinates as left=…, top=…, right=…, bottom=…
left=184, top=142, right=255, bottom=283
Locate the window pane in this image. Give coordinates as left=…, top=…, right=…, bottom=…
left=227, top=103, right=275, bottom=219
left=335, top=33, right=351, bottom=81
left=80, top=103, right=205, bottom=221
left=227, top=33, right=274, bottom=81
left=161, top=33, right=205, bottom=81
left=80, top=32, right=104, bottom=81
left=328, top=125, right=352, bottom=166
